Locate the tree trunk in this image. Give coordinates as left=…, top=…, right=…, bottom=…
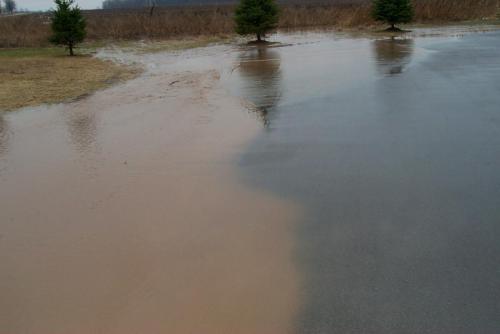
left=391, top=23, right=395, bottom=30
left=149, top=3, right=155, bottom=17
left=69, top=43, right=74, bottom=56
left=257, top=33, right=261, bottom=42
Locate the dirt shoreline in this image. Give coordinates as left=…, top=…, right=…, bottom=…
left=0, top=45, right=300, bottom=333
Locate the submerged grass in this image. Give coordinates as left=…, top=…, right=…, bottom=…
left=0, top=48, right=139, bottom=111
left=102, top=35, right=231, bottom=54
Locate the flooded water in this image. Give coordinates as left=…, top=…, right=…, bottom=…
left=229, top=30, right=500, bottom=333
left=1, top=28, right=500, bottom=334
left=0, top=54, right=299, bottom=334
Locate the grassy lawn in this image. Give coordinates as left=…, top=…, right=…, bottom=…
left=0, top=47, right=139, bottom=111
left=0, top=37, right=231, bottom=112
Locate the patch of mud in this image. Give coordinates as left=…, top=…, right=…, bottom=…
left=0, top=46, right=300, bottom=334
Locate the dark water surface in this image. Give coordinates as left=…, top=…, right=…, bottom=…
left=228, top=31, right=500, bottom=333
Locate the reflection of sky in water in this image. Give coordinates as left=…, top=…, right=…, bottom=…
left=233, top=31, right=500, bottom=333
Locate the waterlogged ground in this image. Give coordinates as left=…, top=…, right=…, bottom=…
left=229, top=29, right=500, bottom=333
left=1, top=27, right=500, bottom=333
left=0, top=46, right=299, bottom=334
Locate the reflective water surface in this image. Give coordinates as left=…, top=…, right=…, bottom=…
left=0, top=51, right=300, bottom=334
left=0, top=114, right=8, bottom=157
left=229, top=31, right=500, bottom=333
left=1, top=28, right=500, bottom=334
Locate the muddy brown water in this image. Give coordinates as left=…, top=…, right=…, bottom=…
left=1, top=28, right=500, bottom=333
left=0, top=52, right=299, bottom=334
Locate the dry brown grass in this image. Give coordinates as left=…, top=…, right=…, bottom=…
left=0, top=0, right=498, bottom=47
left=0, top=48, right=139, bottom=111
left=280, top=0, right=499, bottom=27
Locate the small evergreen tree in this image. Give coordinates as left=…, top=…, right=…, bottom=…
left=50, top=0, right=86, bottom=56
left=372, top=0, right=414, bottom=31
left=5, top=0, right=16, bottom=13
left=235, top=0, right=279, bottom=42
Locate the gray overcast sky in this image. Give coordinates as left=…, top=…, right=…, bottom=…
left=20, top=0, right=103, bottom=10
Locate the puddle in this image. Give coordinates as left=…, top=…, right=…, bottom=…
left=2, top=27, right=500, bottom=334
left=228, top=30, right=500, bottom=332
left=0, top=47, right=300, bottom=334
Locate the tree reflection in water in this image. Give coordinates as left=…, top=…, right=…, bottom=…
left=372, top=37, right=415, bottom=76
left=237, top=46, right=282, bottom=127
left=0, top=114, right=8, bottom=158
left=63, top=107, right=99, bottom=155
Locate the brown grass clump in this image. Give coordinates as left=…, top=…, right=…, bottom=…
left=0, top=13, right=52, bottom=47
left=0, top=48, right=139, bottom=111
left=280, top=0, right=499, bottom=28
left=280, top=3, right=373, bottom=28
left=0, top=0, right=498, bottom=48
left=413, top=0, right=499, bottom=21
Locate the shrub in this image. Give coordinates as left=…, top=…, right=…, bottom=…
left=235, top=0, right=279, bottom=41
left=372, top=0, right=414, bottom=30
left=50, top=0, right=86, bottom=56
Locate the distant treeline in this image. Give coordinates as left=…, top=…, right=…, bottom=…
left=102, top=0, right=366, bottom=9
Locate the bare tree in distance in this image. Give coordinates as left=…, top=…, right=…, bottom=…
left=5, top=0, right=17, bottom=13
left=148, top=0, right=157, bottom=16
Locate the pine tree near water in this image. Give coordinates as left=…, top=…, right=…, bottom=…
left=235, top=0, right=279, bottom=42
left=50, top=0, right=86, bottom=56
left=372, top=0, right=414, bottom=31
